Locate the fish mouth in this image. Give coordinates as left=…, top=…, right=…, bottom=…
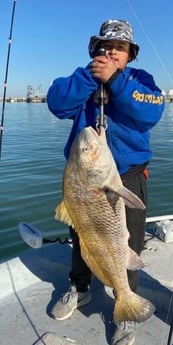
left=88, top=126, right=100, bottom=137
left=88, top=126, right=105, bottom=139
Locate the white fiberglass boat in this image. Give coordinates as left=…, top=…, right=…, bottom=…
left=0, top=215, right=173, bottom=345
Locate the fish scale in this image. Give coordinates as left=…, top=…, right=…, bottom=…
left=55, top=126, right=155, bottom=323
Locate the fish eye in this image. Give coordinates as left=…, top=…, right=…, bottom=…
left=81, top=146, right=89, bottom=153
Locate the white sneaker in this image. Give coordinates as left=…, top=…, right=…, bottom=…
left=50, top=285, right=92, bottom=321
left=111, top=321, right=136, bottom=345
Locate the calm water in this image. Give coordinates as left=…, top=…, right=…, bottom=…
left=0, top=102, right=173, bottom=262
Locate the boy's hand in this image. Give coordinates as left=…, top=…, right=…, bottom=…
left=90, top=55, right=119, bottom=83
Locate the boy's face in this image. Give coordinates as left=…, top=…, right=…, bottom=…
left=97, top=40, right=131, bottom=70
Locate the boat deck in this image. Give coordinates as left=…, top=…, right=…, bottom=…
left=0, top=231, right=173, bottom=345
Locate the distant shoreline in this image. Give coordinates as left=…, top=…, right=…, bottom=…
left=1, top=96, right=173, bottom=103
left=0, top=96, right=47, bottom=103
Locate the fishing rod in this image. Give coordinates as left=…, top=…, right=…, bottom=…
left=125, top=4, right=173, bottom=342
left=97, top=48, right=106, bottom=128
left=18, top=51, right=107, bottom=250
left=0, top=0, right=17, bottom=159
left=126, top=0, right=173, bottom=86
left=93, top=48, right=108, bottom=128
left=167, top=313, right=173, bottom=345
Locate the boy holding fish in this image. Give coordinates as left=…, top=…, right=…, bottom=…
left=47, top=19, right=164, bottom=345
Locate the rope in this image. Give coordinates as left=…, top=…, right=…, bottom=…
left=43, top=237, right=72, bottom=245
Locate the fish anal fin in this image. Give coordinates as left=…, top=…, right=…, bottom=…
left=55, top=200, right=74, bottom=227
left=127, top=247, right=145, bottom=271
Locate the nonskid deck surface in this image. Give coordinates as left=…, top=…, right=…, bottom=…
left=0, top=233, right=173, bottom=345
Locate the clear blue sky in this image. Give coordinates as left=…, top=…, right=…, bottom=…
left=0, top=0, right=173, bottom=97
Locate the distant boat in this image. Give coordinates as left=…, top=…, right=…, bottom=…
left=26, top=84, right=46, bottom=103
left=26, top=95, right=46, bottom=103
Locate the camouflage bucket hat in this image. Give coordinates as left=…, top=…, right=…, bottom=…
left=88, top=19, right=139, bottom=60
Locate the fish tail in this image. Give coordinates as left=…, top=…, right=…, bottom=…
left=114, top=291, right=155, bottom=323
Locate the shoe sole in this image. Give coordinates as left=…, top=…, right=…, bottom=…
left=128, top=337, right=135, bottom=345
left=50, top=304, right=77, bottom=321
left=111, top=334, right=135, bottom=345
left=127, top=337, right=135, bottom=345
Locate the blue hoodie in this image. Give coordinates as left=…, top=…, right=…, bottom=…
left=47, top=65, right=164, bottom=175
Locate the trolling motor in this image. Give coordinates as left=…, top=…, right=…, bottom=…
left=18, top=222, right=72, bottom=248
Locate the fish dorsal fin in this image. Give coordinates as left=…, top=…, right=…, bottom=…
left=103, top=185, right=145, bottom=210
left=55, top=200, right=74, bottom=227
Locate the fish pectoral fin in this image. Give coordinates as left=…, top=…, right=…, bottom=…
left=127, top=247, right=145, bottom=271
left=115, top=186, right=145, bottom=210
left=55, top=200, right=74, bottom=227
left=102, top=185, right=145, bottom=210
